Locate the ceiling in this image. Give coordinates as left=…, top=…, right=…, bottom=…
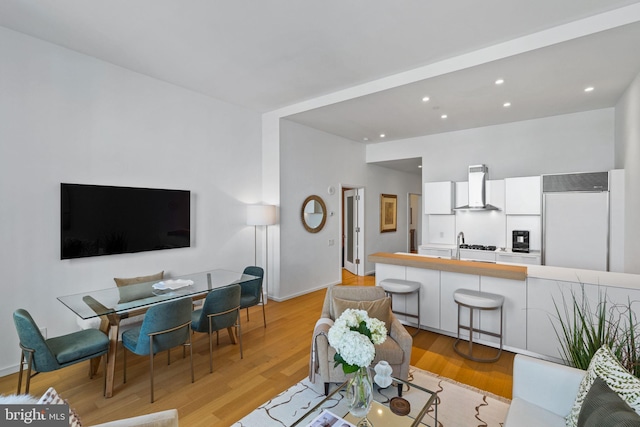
left=1, top=1, right=640, bottom=175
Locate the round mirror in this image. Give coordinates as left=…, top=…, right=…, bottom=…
left=301, top=195, right=327, bottom=233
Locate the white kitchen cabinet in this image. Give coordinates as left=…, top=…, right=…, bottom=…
left=424, top=181, right=454, bottom=214
left=459, top=249, right=496, bottom=262
left=418, top=246, right=452, bottom=258
left=496, top=251, right=541, bottom=265
left=505, top=176, right=541, bottom=215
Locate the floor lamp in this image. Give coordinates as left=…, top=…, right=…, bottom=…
left=247, top=204, right=277, bottom=300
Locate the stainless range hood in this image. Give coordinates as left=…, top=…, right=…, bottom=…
left=454, top=164, right=500, bottom=211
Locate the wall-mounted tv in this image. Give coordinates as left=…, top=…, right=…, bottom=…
left=61, top=183, right=191, bottom=260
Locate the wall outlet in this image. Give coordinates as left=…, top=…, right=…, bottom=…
left=439, top=232, right=444, bottom=238
left=328, top=239, right=335, bottom=246
left=40, top=327, right=47, bottom=339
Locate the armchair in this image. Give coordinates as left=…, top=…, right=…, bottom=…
left=309, top=285, right=412, bottom=395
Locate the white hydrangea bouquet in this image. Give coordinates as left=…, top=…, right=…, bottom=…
left=328, top=308, right=387, bottom=373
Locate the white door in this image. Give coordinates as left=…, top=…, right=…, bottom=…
left=344, top=188, right=364, bottom=275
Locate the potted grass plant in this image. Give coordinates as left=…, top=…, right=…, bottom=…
left=553, top=287, right=640, bottom=377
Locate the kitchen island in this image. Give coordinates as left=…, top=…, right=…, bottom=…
left=368, top=252, right=527, bottom=280
left=369, top=252, right=640, bottom=361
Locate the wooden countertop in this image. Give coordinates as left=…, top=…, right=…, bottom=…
left=368, top=252, right=527, bottom=281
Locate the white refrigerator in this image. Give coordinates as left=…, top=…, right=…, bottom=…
left=543, top=191, right=609, bottom=271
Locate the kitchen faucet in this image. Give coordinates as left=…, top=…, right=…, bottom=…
left=456, top=231, right=465, bottom=260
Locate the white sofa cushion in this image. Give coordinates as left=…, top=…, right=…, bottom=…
left=504, top=354, right=585, bottom=427
left=89, top=409, right=178, bottom=427
left=506, top=398, right=566, bottom=427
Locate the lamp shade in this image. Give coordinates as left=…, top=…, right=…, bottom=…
left=247, top=204, right=277, bottom=226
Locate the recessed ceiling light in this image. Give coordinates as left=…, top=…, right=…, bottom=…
left=363, top=137, right=369, bottom=141
left=422, top=96, right=430, bottom=102
left=441, top=114, right=448, bottom=119
left=380, top=134, right=386, bottom=138
left=495, top=79, right=505, bottom=85
left=584, top=86, right=595, bottom=92
left=418, top=165, right=422, bottom=169
left=503, top=102, right=511, bottom=107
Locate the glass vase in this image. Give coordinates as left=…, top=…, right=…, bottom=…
left=346, top=366, right=374, bottom=425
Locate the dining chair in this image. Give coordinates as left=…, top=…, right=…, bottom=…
left=240, top=266, right=266, bottom=327
left=191, top=284, right=242, bottom=373
left=12, top=309, right=110, bottom=394
left=122, top=297, right=194, bottom=403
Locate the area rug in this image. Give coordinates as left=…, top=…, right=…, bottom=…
left=232, top=366, right=510, bottom=426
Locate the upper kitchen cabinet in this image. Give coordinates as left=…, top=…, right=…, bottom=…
left=505, top=176, right=541, bottom=215
left=424, top=181, right=454, bottom=214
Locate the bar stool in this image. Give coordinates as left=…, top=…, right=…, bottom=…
left=379, top=278, right=421, bottom=336
left=453, top=289, right=504, bottom=362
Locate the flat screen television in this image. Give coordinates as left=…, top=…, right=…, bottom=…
left=61, top=183, right=191, bottom=260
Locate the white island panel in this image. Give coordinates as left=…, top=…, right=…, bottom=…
left=480, top=276, right=527, bottom=350
left=406, top=268, right=441, bottom=330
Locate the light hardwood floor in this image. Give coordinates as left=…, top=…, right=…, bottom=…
left=0, top=271, right=513, bottom=425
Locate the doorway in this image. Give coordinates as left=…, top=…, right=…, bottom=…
left=342, top=187, right=365, bottom=276
left=408, top=193, right=421, bottom=253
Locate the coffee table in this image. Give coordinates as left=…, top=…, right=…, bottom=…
left=291, top=376, right=437, bottom=427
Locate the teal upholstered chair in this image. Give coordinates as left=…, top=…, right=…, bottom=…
left=240, top=266, right=266, bottom=327
left=191, top=284, right=242, bottom=373
left=122, top=297, right=194, bottom=403
left=13, top=308, right=110, bottom=394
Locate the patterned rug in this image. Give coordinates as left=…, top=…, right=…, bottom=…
left=233, top=366, right=511, bottom=426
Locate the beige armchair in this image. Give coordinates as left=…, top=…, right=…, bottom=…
left=309, top=285, right=412, bottom=395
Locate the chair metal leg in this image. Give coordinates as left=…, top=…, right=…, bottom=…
left=149, top=336, right=155, bottom=403
left=261, top=293, right=267, bottom=328
left=17, top=345, right=35, bottom=394
left=237, top=309, right=243, bottom=359
left=209, top=325, right=218, bottom=373
left=123, top=348, right=127, bottom=384
left=17, top=352, right=25, bottom=394
left=187, top=334, right=194, bottom=384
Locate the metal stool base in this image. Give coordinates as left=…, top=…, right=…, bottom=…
left=453, top=301, right=503, bottom=363
left=380, top=283, right=421, bottom=337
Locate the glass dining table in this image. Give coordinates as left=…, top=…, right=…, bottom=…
left=57, top=269, right=259, bottom=398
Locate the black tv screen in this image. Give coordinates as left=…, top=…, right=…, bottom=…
left=61, top=183, right=190, bottom=259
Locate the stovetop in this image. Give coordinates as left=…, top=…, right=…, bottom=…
left=459, top=244, right=497, bottom=251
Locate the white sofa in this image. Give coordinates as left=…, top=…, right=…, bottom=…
left=91, top=409, right=178, bottom=427
left=505, top=354, right=586, bottom=427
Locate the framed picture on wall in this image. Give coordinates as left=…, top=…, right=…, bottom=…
left=380, top=194, right=397, bottom=233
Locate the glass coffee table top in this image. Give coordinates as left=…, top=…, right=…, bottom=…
left=291, top=377, right=437, bottom=427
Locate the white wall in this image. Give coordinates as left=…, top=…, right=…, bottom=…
left=615, top=71, right=640, bottom=274
left=368, top=109, right=615, bottom=182
left=0, top=27, right=262, bottom=373
left=279, top=120, right=421, bottom=299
